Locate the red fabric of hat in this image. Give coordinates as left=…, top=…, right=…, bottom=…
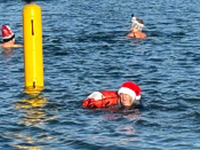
left=1, top=25, right=14, bottom=40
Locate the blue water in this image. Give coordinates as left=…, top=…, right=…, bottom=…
left=1, top=0, right=200, bottom=149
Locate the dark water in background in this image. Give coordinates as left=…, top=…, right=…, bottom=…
left=1, top=0, right=200, bottom=149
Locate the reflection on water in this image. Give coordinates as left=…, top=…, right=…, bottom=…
left=103, top=109, right=141, bottom=144
left=104, top=108, right=141, bottom=121
left=1, top=48, right=13, bottom=58
left=11, top=132, right=54, bottom=150
left=0, top=48, right=13, bottom=63
left=13, top=94, right=57, bottom=150
left=116, top=125, right=140, bottom=144
left=15, top=95, right=47, bottom=109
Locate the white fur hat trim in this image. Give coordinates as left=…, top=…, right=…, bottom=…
left=118, top=87, right=136, bottom=100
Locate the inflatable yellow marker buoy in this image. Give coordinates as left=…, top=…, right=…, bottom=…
left=23, top=4, right=44, bottom=93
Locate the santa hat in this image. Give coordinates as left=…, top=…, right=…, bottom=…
left=1, top=25, right=15, bottom=41
left=131, top=14, right=144, bottom=31
left=118, top=81, right=141, bottom=101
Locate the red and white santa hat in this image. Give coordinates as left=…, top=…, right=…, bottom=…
left=1, top=25, right=15, bottom=40
left=118, top=81, right=141, bottom=101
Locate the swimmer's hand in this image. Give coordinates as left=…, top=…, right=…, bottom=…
left=82, top=98, right=97, bottom=108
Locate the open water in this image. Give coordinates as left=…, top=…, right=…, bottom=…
left=1, top=0, right=200, bottom=149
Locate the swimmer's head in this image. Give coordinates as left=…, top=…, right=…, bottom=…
left=130, top=14, right=144, bottom=31
left=118, top=81, right=141, bottom=106
left=1, top=25, right=15, bottom=42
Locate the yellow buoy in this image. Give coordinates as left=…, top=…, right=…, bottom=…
left=23, top=4, right=44, bottom=92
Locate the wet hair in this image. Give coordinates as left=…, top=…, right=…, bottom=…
left=3, top=34, right=15, bottom=43
left=136, top=18, right=144, bottom=24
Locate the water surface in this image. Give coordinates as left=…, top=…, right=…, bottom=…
left=1, top=0, right=200, bottom=149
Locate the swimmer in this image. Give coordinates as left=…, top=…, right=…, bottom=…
left=0, top=25, right=23, bottom=48
left=127, top=14, right=146, bottom=39
left=82, top=81, right=142, bottom=109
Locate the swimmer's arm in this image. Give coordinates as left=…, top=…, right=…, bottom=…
left=13, top=44, right=23, bottom=48
left=127, top=32, right=134, bottom=38
left=142, top=33, right=147, bottom=38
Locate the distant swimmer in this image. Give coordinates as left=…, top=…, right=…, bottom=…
left=0, top=25, right=23, bottom=48
left=82, top=81, right=142, bottom=109
left=127, top=14, right=146, bottom=39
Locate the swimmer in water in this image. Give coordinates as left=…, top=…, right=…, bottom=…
left=0, top=25, right=23, bottom=48
left=82, top=81, right=142, bottom=109
left=127, top=14, right=146, bottom=39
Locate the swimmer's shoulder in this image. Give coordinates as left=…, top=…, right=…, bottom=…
left=0, top=43, right=23, bottom=48
left=135, top=32, right=146, bottom=39
left=13, top=44, right=23, bottom=48
left=127, top=32, right=135, bottom=38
